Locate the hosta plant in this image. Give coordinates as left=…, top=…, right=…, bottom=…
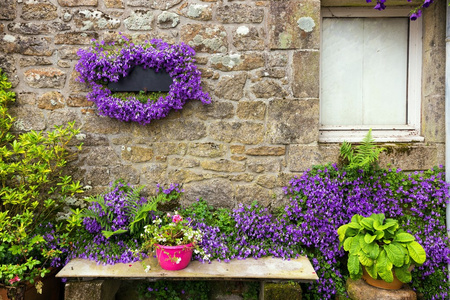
left=337, top=213, right=426, bottom=283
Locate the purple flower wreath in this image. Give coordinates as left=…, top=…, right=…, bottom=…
left=76, top=37, right=211, bottom=125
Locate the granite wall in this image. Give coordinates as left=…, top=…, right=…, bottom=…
left=0, top=0, right=446, bottom=208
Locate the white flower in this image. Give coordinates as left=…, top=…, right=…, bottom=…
left=175, top=257, right=181, bottom=264
left=144, top=265, right=151, bottom=273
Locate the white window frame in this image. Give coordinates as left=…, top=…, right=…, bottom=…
left=319, top=7, right=423, bottom=143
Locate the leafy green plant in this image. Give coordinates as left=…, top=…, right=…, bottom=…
left=0, top=69, right=83, bottom=299
left=337, top=213, right=426, bottom=283
left=340, top=129, right=385, bottom=172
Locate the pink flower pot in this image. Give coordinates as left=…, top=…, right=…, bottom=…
left=155, top=243, right=194, bottom=271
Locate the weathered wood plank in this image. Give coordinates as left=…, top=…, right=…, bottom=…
left=57, top=256, right=318, bottom=282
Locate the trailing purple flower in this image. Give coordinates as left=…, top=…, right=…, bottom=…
left=76, top=38, right=210, bottom=125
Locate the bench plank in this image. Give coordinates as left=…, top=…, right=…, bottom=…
left=57, top=256, right=318, bottom=282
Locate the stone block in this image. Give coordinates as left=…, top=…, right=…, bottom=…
left=121, top=146, right=153, bottom=163
left=168, top=157, right=200, bottom=168
left=246, top=146, right=285, bottom=156
left=58, top=0, right=98, bottom=6
left=10, top=107, right=46, bottom=131
left=422, top=0, right=446, bottom=49
left=237, top=101, right=266, bottom=120
left=253, top=68, right=286, bottom=79
left=233, top=26, right=265, bottom=51
left=111, top=165, right=140, bottom=184
left=59, top=46, right=84, bottom=60
left=74, top=10, right=121, bottom=30
left=0, top=0, right=15, bottom=20
left=216, top=4, right=264, bottom=23
left=142, top=163, right=167, bottom=184
left=8, top=22, right=71, bottom=35
left=69, top=70, right=91, bottom=92
left=230, top=145, right=245, bottom=154
left=201, top=159, right=246, bottom=172
left=24, top=67, right=66, bottom=89
left=422, top=47, right=445, bottom=97
left=422, top=95, right=445, bottom=143
left=124, top=10, right=153, bottom=30
left=178, top=3, right=212, bottom=21
left=0, top=56, right=18, bottom=87
left=82, top=114, right=121, bottom=135
left=263, top=282, right=302, bottom=300
left=214, top=73, right=247, bottom=101
left=17, top=92, right=37, bottom=105
left=105, top=0, right=124, bottom=8
left=269, top=0, right=319, bottom=49
left=22, top=3, right=58, bottom=20
left=288, top=144, right=340, bottom=172
left=55, top=32, right=98, bottom=44
left=19, top=57, right=53, bottom=67
left=83, top=146, right=120, bottom=167
left=1, top=36, right=53, bottom=56
left=379, top=144, right=440, bottom=171
left=152, top=142, right=187, bottom=156
left=256, top=174, right=278, bottom=189
left=181, top=24, right=228, bottom=53
left=187, top=142, right=226, bottom=158
left=292, top=51, right=320, bottom=98
left=162, top=120, right=207, bottom=140
left=167, top=169, right=208, bottom=184
left=192, top=101, right=235, bottom=120
left=209, top=121, right=264, bottom=145
left=38, top=92, right=65, bottom=110
left=211, top=53, right=264, bottom=71
left=235, top=184, right=271, bottom=206
left=247, top=157, right=282, bottom=173
left=267, top=99, right=319, bottom=144
left=183, top=179, right=235, bottom=209
left=64, top=280, right=120, bottom=300
left=48, top=110, right=81, bottom=128
left=67, top=95, right=94, bottom=107
left=251, top=79, right=288, bottom=99
left=266, top=52, right=288, bottom=68
left=346, top=278, right=416, bottom=300
left=157, top=11, right=180, bottom=28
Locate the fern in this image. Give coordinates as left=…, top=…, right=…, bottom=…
left=340, top=129, right=385, bottom=172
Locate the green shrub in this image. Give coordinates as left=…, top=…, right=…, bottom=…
left=0, top=69, right=83, bottom=299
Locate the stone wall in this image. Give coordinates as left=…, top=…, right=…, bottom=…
left=0, top=0, right=446, bottom=208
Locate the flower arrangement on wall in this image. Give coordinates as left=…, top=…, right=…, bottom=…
left=76, top=37, right=210, bottom=125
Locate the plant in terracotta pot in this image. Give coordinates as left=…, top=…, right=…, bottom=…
left=337, top=213, right=426, bottom=289
left=141, top=212, right=204, bottom=270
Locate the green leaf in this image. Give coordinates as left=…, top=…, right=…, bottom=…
left=358, top=250, right=373, bottom=267
left=365, top=242, right=380, bottom=260
left=394, top=232, right=415, bottom=243
left=343, top=236, right=353, bottom=252
left=385, top=243, right=404, bottom=267
left=407, top=241, right=426, bottom=264
left=394, top=265, right=412, bottom=283
left=348, top=254, right=361, bottom=276
left=349, top=234, right=362, bottom=255
left=364, top=233, right=376, bottom=244
left=365, top=265, right=378, bottom=279
left=102, top=229, right=128, bottom=239
left=360, top=218, right=374, bottom=230
left=337, top=224, right=349, bottom=243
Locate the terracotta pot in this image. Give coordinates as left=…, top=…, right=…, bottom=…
left=155, top=243, right=194, bottom=271
left=0, top=269, right=62, bottom=300
left=362, top=266, right=403, bottom=290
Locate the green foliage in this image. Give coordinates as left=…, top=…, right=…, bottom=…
left=111, top=90, right=168, bottom=104
left=340, top=129, right=385, bottom=172
left=0, top=69, right=83, bottom=297
left=138, top=280, right=210, bottom=300
left=337, top=213, right=426, bottom=283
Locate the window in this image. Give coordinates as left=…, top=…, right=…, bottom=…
left=320, top=8, right=423, bottom=142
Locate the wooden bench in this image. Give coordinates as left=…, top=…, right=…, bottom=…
left=57, top=256, right=318, bottom=300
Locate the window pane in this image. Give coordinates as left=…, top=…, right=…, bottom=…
left=321, top=17, right=408, bottom=126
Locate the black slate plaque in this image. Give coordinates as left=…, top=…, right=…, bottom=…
left=108, top=66, right=172, bottom=92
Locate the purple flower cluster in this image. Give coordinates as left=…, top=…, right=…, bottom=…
left=76, top=38, right=210, bottom=125
left=190, top=202, right=304, bottom=263
left=364, top=0, right=434, bottom=20
left=283, top=164, right=450, bottom=299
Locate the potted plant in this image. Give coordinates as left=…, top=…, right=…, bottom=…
left=337, top=213, right=426, bottom=290
left=141, top=212, right=203, bottom=270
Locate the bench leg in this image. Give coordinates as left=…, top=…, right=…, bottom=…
left=64, top=279, right=120, bottom=300
left=259, top=281, right=265, bottom=300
